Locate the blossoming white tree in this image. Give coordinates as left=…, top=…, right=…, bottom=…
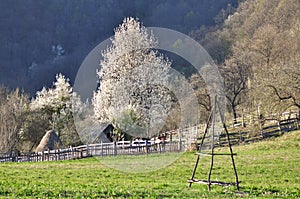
left=93, top=17, right=173, bottom=139
left=31, top=73, right=82, bottom=146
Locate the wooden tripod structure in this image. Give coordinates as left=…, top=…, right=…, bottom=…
left=188, top=98, right=240, bottom=191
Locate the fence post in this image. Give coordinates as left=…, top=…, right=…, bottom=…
left=296, top=113, right=299, bottom=129
left=11, top=152, right=14, bottom=162
left=86, top=144, right=89, bottom=157
left=259, top=114, right=264, bottom=137
left=16, top=152, right=19, bottom=162
left=58, top=149, right=61, bottom=160
left=70, top=146, right=73, bottom=160
left=242, top=109, right=246, bottom=127
left=12, top=151, right=15, bottom=162
left=113, top=141, right=117, bottom=156
left=277, top=120, right=282, bottom=133
left=75, top=148, right=78, bottom=159
left=179, top=129, right=182, bottom=151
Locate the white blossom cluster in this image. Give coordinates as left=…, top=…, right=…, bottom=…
left=31, top=73, right=73, bottom=112
left=93, top=17, right=173, bottom=137
left=31, top=73, right=83, bottom=131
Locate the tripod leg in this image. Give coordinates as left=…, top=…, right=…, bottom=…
left=189, top=154, right=200, bottom=188
left=224, top=123, right=239, bottom=191
left=207, top=145, right=215, bottom=191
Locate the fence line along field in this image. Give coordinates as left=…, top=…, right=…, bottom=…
left=0, top=130, right=299, bottom=198
left=0, top=140, right=185, bottom=163
left=1, top=111, right=298, bottom=163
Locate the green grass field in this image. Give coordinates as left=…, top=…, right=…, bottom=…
left=0, top=130, right=299, bottom=198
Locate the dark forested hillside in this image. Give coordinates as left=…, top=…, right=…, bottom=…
left=0, top=0, right=238, bottom=94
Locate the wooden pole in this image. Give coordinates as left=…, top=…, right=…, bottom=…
left=277, top=120, right=282, bottom=133
left=242, top=109, right=245, bottom=127
left=113, top=141, right=117, bottom=156
left=296, top=113, right=299, bottom=129
left=207, top=140, right=215, bottom=191
left=189, top=98, right=240, bottom=191
left=207, top=98, right=217, bottom=191
left=217, top=98, right=240, bottom=191
left=189, top=110, right=213, bottom=188
left=58, top=149, right=60, bottom=161
left=179, top=129, right=182, bottom=152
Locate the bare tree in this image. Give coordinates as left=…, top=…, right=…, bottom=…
left=220, top=40, right=252, bottom=124
left=0, top=87, right=28, bottom=153
left=250, top=21, right=300, bottom=114
left=189, top=73, right=211, bottom=122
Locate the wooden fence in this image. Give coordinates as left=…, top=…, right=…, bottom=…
left=227, top=111, right=299, bottom=129
left=0, top=140, right=184, bottom=163
left=212, top=117, right=299, bottom=147
left=0, top=112, right=298, bottom=163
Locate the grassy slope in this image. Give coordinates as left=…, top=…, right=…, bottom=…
left=0, top=130, right=299, bottom=198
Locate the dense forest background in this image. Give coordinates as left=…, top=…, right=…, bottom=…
left=0, top=0, right=238, bottom=94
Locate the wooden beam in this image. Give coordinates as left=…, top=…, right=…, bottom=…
left=196, top=152, right=237, bottom=156
left=188, top=179, right=241, bottom=187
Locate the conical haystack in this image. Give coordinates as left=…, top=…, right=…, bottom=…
left=35, top=130, right=62, bottom=152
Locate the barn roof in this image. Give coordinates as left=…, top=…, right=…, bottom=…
left=79, top=122, right=113, bottom=144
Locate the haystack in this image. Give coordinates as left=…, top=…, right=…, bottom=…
left=35, top=130, right=62, bottom=152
